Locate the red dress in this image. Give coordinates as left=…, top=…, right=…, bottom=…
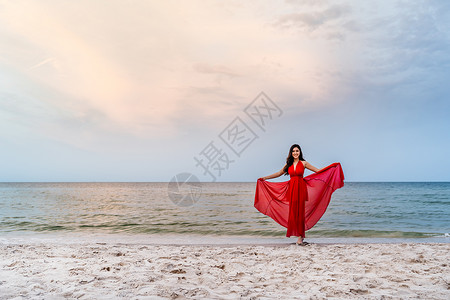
left=254, top=162, right=344, bottom=238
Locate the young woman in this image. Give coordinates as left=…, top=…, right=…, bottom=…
left=255, top=144, right=344, bottom=246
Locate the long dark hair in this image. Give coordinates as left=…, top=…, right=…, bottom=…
left=283, top=144, right=304, bottom=175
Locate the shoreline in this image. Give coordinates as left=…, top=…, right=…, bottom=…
left=1, top=232, right=449, bottom=246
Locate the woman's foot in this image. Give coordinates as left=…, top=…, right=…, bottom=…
left=296, top=241, right=310, bottom=246
left=296, top=237, right=310, bottom=246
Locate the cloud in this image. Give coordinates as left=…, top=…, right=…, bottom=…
left=275, top=5, right=350, bottom=30
left=349, top=0, right=450, bottom=94
left=28, top=57, right=57, bottom=71
left=193, top=63, right=239, bottom=78
left=1, top=0, right=449, bottom=181
left=273, top=4, right=353, bottom=41
left=285, top=0, right=329, bottom=7
left=0, top=0, right=395, bottom=149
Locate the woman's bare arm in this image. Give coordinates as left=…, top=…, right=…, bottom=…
left=304, top=161, right=320, bottom=173
left=259, top=165, right=286, bottom=180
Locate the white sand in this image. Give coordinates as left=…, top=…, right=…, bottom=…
left=1, top=240, right=449, bottom=299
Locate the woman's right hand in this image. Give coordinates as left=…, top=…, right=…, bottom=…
left=258, top=177, right=265, bottom=181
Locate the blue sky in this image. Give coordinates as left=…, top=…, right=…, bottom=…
left=1, top=0, right=449, bottom=182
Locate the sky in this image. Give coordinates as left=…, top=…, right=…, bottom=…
left=1, top=0, right=449, bottom=182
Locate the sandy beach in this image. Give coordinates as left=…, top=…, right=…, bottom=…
left=0, top=238, right=449, bottom=299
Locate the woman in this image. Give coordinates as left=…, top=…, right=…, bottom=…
left=255, top=144, right=344, bottom=246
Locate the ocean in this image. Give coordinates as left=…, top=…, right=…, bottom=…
left=0, top=182, right=449, bottom=241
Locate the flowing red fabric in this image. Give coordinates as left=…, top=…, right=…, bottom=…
left=254, top=162, right=344, bottom=237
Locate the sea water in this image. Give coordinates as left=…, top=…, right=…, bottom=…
left=0, top=182, right=449, bottom=241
